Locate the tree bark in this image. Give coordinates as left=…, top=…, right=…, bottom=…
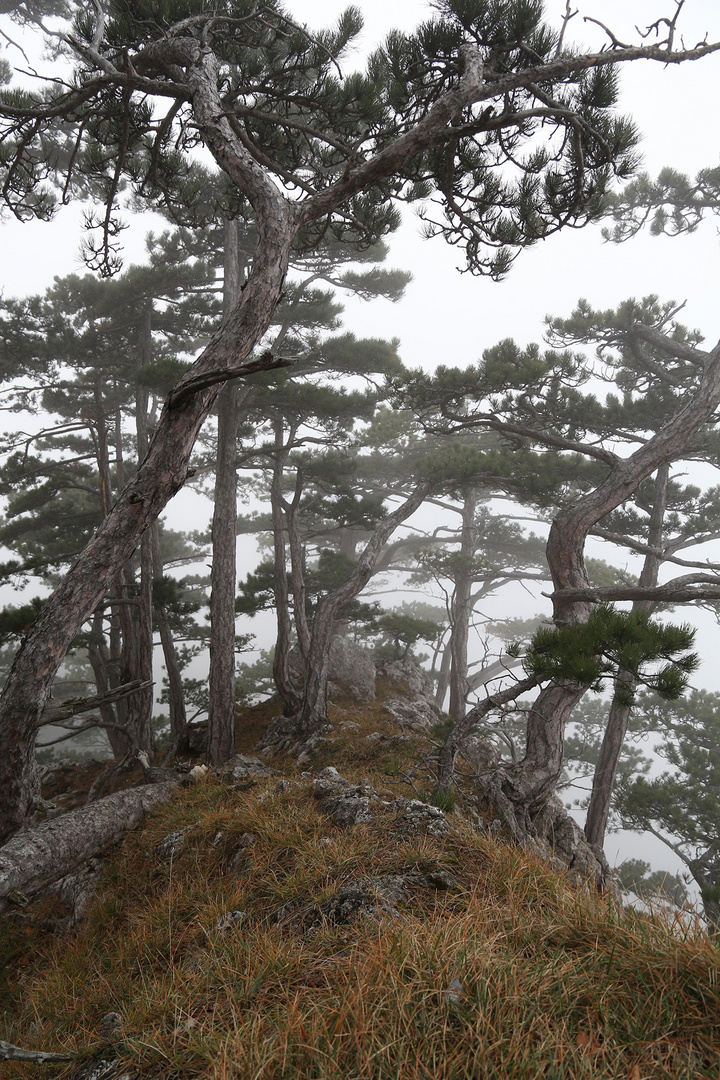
left=150, top=525, right=188, bottom=760
left=584, top=463, right=668, bottom=849
left=207, top=218, right=242, bottom=767
left=0, top=188, right=297, bottom=841
left=448, top=490, right=478, bottom=720
left=0, top=781, right=178, bottom=912
left=435, top=674, right=540, bottom=796
left=87, top=610, right=131, bottom=758
left=434, top=634, right=453, bottom=710
left=272, top=434, right=302, bottom=712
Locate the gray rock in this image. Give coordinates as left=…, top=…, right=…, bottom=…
left=326, top=636, right=376, bottom=701
left=391, top=797, right=451, bottom=838
left=376, top=657, right=434, bottom=697
left=321, top=795, right=373, bottom=827
left=216, top=910, right=247, bottom=933
left=382, top=696, right=444, bottom=733
left=99, top=1013, right=123, bottom=1039
left=443, top=976, right=465, bottom=1006
left=312, top=767, right=377, bottom=827
left=217, top=755, right=276, bottom=782
left=322, top=870, right=457, bottom=925
left=155, top=826, right=194, bottom=862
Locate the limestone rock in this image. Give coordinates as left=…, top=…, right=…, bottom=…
left=322, top=870, right=457, bottom=925
left=312, top=767, right=377, bottom=828
left=376, top=657, right=434, bottom=697
left=217, top=754, right=277, bottom=782
left=99, top=1013, right=124, bottom=1039
left=155, top=825, right=195, bottom=863
left=326, top=636, right=376, bottom=701
left=216, top=910, right=247, bottom=933
left=390, top=797, right=451, bottom=838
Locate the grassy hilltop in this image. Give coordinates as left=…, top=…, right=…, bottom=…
left=2, top=680, right=720, bottom=1080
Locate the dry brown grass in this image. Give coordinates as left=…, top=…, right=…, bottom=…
left=2, top=712, right=720, bottom=1079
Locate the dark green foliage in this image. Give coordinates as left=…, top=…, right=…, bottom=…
left=374, top=611, right=443, bottom=661
left=524, top=604, right=698, bottom=703
left=614, top=858, right=688, bottom=909
left=0, top=0, right=644, bottom=274
left=617, top=691, right=720, bottom=923
left=235, top=560, right=279, bottom=618
left=603, top=165, right=720, bottom=243
left=0, top=598, right=44, bottom=645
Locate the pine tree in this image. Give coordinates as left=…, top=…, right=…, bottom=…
left=1, top=0, right=718, bottom=837
left=616, top=689, right=720, bottom=934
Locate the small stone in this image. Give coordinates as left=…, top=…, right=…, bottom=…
left=99, top=1012, right=123, bottom=1039
left=173, top=1017, right=198, bottom=1036
left=188, top=764, right=209, bottom=783
left=155, top=829, right=190, bottom=862
left=322, top=795, right=372, bottom=827
left=317, top=766, right=343, bottom=782
left=443, top=976, right=465, bottom=1006
left=318, top=837, right=332, bottom=847
left=216, top=910, right=247, bottom=933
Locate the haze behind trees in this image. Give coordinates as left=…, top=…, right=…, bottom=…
left=1, top=0, right=720, bottom=928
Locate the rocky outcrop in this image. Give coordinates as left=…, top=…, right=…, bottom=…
left=311, top=766, right=376, bottom=827
left=326, top=636, right=376, bottom=701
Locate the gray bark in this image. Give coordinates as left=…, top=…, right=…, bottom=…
left=270, top=442, right=301, bottom=715
left=150, top=524, right=188, bottom=760
left=0, top=781, right=178, bottom=913
left=496, top=342, right=720, bottom=828
left=435, top=674, right=540, bottom=796
left=448, top=491, right=478, bottom=720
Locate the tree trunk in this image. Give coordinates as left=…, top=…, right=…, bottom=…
left=0, top=781, right=178, bottom=912
left=448, top=490, right=478, bottom=720
left=150, top=525, right=188, bottom=759
left=285, top=469, right=311, bottom=662
left=117, top=370, right=155, bottom=760
left=87, top=611, right=132, bottom=758
left=0, top=187, right=297, bottom=842
left=584, top=464, right=668, bottom=849
left=270, top=438, right=301, bottom=715
left=435, top=674, right=539, bottom=796
left=434, top=634, right=453, bottom=710
left=481, top=345, right=720, bottom=835
left=207, top=218, right=242, bottom=767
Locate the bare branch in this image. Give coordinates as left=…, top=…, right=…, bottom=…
left=36, top=679, right=153, bottom=730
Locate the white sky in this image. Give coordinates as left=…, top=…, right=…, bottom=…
left=1, top=1, right=719, bottom=885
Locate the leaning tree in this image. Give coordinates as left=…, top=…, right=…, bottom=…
left=401, top=305, right=720, bottom=843
left=0, top=0, right=719, bottom=839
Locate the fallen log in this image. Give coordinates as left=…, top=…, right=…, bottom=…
left=0, top=1039, right=74, bottom=1063
left=0, top=781, right=179, bottom=913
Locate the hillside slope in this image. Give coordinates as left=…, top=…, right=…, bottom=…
left=2, top=674, right=719, bottom=1080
